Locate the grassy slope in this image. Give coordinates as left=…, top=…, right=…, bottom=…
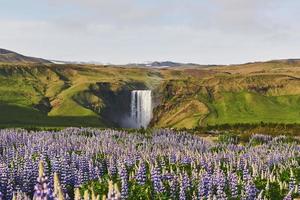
left=152, top=63, right=300, bottom=128
left=1, top=61, right=300, bottom=128
left=0, top=64, right=166, bottom=127
left=205, top=92, right=300, bottom=125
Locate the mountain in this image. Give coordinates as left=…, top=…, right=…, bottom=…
left=126, top=61, right=205, bottom=68
left=1, top=57, right=300, bottom=128
left=144, top=61, right=186, bottom=68
left=0, top=48, right=51, bottom=64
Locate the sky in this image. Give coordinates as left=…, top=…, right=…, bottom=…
left=1, top=0, right=300, bottom=64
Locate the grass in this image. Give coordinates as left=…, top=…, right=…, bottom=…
left=1, top=62, right=300, bottom=128
left=154, top=99, right=208, bottom=128
left=0, top=64, right=161, bottom=127
left=0, top=103, right=104, bottom=128
left=205, top=92, right=300, bottom=125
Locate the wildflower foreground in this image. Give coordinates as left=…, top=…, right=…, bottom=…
left=0, top=128, right=299, bottom=200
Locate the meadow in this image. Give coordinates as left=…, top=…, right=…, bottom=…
left=1, top=61, right=300, bottom=129
left=0, top=128, right=299, bottom=199
left=1, top=61, right=300, bottom=200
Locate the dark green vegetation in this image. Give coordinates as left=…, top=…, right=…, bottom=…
left=1, top=59, right=300, bottom=128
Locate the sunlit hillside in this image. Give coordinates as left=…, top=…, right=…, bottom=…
left=1, top=60, right=300, bottom=128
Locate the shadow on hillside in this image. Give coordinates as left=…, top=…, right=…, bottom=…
left=0, top=103, right=104, bottom=128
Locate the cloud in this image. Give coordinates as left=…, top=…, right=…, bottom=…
left=42, top=0, right=297, bottom=38
left=1, top=0, right=300, bottom=64
left=45, top=0, right=167, bottom=27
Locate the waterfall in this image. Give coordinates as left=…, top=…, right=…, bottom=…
left=131, top=90, right=152, bottom=128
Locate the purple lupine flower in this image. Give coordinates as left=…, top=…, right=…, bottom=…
left=118, top=164, right=129, bottom=199
left=74, top=168, right=84, bottom=188
left=151, top=164, right=165, bottom=193
left=182, top=173, right=191, bottom=191
left=245, top=177, right=257, bottom=200
left=59, top=156, right=69, bottom=192
left=124, top=155, right=135, bottom=169
left=198, top=172, right=211, bottom=199
left=88, top=160, right=96, bottom=180
left=121, top=179, right=128, bottom=199
left=6, top=174, right=14, bottom=200
left=22, top=159, right=34, bottom=194
left=69, top=157, right=78, bottom=186
left=0, top=127, right=299, bottom=199
left=0, top=163, right=8, bottom=199
left=118, top=164, right=128, bottom=180
left=242, top=165, right=250, bottom=182
left=229, top=172, right=238, bottom=199
left=108, top=158, right=117, bottom=177
left=215, top=170, right=227, bottom=200
left=79, top=157, right=90, bottom=183
left=136, top=162, right=147, bottom=185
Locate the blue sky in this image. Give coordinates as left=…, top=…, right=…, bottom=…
left=1, top=0, right=300, bottom=64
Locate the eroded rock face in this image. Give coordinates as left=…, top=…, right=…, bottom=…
left=150, top=79, right=211, bottom=128
left=92, top=82, right=132, bottom=126
left=73, top=81, right=150, bottom=127
left=34, top=97, right=52, bottom=113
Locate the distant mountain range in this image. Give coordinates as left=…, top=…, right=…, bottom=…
left=1, top=48, right=300, bottom=67
left=125, top=61, right=208, bottom=68
left=0, top=48, right=204, bottom=67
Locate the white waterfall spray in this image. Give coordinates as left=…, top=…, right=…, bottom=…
left=130, top=90, right=152, bottom=128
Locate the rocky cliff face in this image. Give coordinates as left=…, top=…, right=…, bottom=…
left=78, top=81, right=148, bottom=127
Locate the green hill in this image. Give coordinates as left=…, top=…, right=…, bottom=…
left=0, top=48, right=51, bottom=64
left=1, top=59, right=300, bottom=128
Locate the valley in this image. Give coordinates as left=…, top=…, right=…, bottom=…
left=1, top=60, right=300, bottom=128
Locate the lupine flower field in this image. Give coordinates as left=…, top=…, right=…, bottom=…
left=0, top=128, right=300, bottom=200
